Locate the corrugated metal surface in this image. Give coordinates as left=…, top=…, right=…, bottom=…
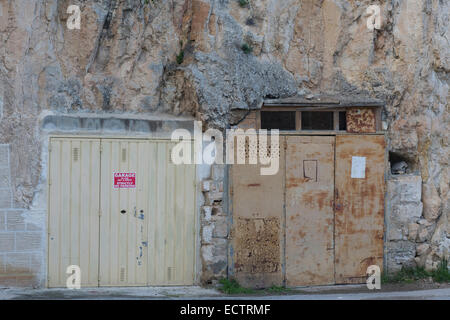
left=334, top=135, right=385, bottom=284
left=48, top=138, right=196, bottom=287
left=48, top=138, right=101, bottom=287
left=231, top=137, right=285, bottom=288
left=346, top=108, right=376, bottom=133
left=99, top=140, right=148, bottom=286
left=99, top=139, right=196, bottom=286
left=285, top=136, right=335, bottom=286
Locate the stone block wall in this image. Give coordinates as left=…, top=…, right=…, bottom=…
left=200, top=164, right=228, bottom=284
left=386, top=174, right=449, bottom=273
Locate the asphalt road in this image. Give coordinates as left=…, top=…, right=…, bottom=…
left=1, top=286, right=449, bottom=300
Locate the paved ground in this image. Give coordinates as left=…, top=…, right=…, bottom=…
left=1, top=285, right=449, bottom=300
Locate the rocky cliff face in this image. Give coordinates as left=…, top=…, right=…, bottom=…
left=0, top=0, right=448, bottom=272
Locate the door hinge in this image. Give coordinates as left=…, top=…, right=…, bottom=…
left=99, top=209, right=102, bottom=217
left=48, top=179, right=52, bottom=186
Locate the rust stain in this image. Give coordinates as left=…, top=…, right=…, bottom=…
left=335, top=135, right=385, bottom=284
left=301, top=190, right=330, bottom=211
left=297, top=229, right=306, bottom=239
left=346, top=108, right=376, bottom=133
left=247, top=183, right=261, bottom=187
left=0, top=257, right=37, bottom=287
left=286, top=177, right=309, bottom=189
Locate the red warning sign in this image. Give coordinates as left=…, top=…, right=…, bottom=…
left=113, top=172, right=136, bottom=189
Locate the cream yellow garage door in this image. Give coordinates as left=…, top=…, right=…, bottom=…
left=48, top=138, right=196, bottom=287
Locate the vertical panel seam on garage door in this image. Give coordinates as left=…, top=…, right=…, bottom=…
left=98, top=139, right=103, bottom=286
left=333, top=135, right=337, bottom=284
left=77, top=141, right=81, bottom=281
left=97, top=139, right=103, bottom=286
left=68, top=140, right=72, bottom=278
left=282, top=136, right=287, bottom=286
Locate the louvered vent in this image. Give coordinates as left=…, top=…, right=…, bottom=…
left=72, top=147, right=79, bottom=162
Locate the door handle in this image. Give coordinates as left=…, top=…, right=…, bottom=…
left=120, top=209, right=126, bottom=214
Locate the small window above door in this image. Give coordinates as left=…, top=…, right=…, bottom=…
left=258, top=107, right=381, bottom=133
left=301, top=112, right=334, bottom=130
left=260, top=111, right=296, bottom=130
left=260, top=109, right=346, bottom=131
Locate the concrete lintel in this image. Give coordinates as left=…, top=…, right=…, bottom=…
left=40, top=113, right=196, bottom=137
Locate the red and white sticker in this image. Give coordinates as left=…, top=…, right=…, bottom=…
left=113, top=172, right=136, bottom=189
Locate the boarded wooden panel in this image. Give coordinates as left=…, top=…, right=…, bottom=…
left=48, top=138, right=101, bottom=287
left=231, top=137, right=285, bottom=288
left=346, top=108, right=377, bottom=133
left=335, top=135, right=385, bottom=284
left=285, top=136, right=335, bottom=286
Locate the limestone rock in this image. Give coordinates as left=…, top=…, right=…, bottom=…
left=407, top=223, right=419, bottom=241
left=416, top=243, right=430, bottom=256
left=417, top=225, right=432, bottom=243
left=423, top=183, right=442, bottom=222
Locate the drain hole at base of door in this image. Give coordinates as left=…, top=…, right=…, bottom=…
left=121, top=210, right=126, bottom=214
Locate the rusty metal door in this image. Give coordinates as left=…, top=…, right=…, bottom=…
left=231, top=137, right=285, bottom=288
left=334, top=135, right=385, bottom=284
left=285, top=136, right=335, bottom=286
left=231, top=134, right=385, bottom=288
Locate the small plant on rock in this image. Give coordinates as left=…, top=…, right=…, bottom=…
left=241, top=43, right=253, bottom=54
left=176, top=41, right=185, bottom=64
left=239, top=0, right=249, bottom=8
left=432, top=258, right=450, bottom=283
left=381, top=259, right=450, bottom=284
